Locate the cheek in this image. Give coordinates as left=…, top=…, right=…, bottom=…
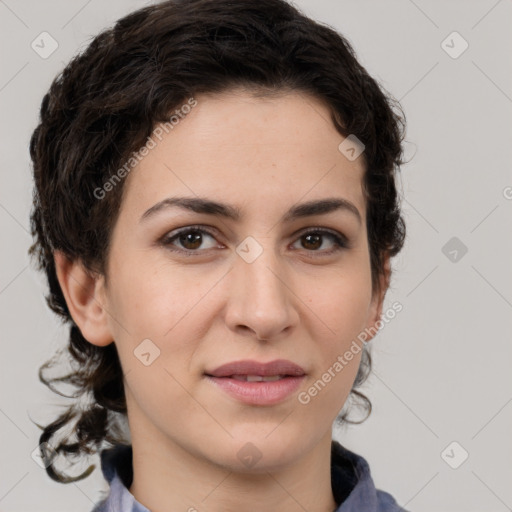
left=107, top=252, right=198, bottom=334
left=302, top=263, right=372, bottom=399
left=307, top=264, right=373, bottom=342
left=105, top=253, right=224, bottom=384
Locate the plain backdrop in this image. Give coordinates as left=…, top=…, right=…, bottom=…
left=1, top=1, right=511, bottom=511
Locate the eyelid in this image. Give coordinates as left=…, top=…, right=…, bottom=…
left=159, top=224, right=222, bottom=251
left=159, top=224, right=350, bottom=256
left=291, top=226, right=350, bottom=256
left=294, top=226, right=349, bottom=244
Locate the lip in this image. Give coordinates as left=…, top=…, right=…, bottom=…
left=206, top=359, right=306, bottom=378
left=204, top=359, right=306, bottom=406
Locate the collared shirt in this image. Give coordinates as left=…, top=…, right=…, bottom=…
left=91, top=441, right=407, bottom=511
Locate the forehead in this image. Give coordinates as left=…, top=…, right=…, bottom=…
left=120, top=89, right=367, bottom=222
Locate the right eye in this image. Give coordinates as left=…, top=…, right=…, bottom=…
left=160, top=226, right=222, bottom=255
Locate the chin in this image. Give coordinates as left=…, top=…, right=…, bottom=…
left=215, top=429, right=306, bottom=473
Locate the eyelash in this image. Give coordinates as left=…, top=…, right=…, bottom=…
left=160, top=224, right=349, bottom=258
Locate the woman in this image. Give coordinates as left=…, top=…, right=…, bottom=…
left=29, top=0, right=407, bottom=510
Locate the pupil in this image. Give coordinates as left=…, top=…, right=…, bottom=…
left=304, top=234, right=321, bottom=250
left=182, top=232, right=202, bottom=249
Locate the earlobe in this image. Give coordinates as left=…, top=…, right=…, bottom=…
left=54, top=251, right=113, bottom=347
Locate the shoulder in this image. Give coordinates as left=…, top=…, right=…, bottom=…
left=331, top=441, right=409, bottom=512
left=89, top=444, right=150, bottom=512
left=375, top=489, right=409, bottom=512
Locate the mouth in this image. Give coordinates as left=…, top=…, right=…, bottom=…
left=205, top=359, right=306, bottom=378
left=204, top=359, right=306, bottom=405
left=229, top=374, right=287, bottom=382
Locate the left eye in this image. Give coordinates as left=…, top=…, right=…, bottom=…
left=161, top=226, right=348, bottom=255
left=291, top=230, right=348, bottom=254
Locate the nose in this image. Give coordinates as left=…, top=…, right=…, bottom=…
left=224, top=243, right=299, bottom=342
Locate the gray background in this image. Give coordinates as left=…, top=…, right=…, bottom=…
left=1, top=0, right=511, bottom=511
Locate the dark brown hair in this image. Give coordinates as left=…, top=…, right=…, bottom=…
left=29, top=0, right=406, bottom=483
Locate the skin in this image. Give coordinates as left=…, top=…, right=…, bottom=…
left=55, top=88, right=390, bottom=512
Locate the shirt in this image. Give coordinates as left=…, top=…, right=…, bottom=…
left=90, top=441, right=408, bottom=511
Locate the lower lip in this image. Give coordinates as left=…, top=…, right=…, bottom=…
left=205, top=375, right=306, bottom=405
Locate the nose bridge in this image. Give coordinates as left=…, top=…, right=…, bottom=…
left=226, top=236, right=297, bottom=339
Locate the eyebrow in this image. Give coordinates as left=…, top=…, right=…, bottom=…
left=140, top=196, right=362, bottom=225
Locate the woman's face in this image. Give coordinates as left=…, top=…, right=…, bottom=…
left=99, top=89, right=386, bottom=471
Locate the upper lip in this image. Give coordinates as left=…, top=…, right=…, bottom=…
left=205, top=359, right=306, bottom=377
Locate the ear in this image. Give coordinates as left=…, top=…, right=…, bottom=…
left=54, top=250, right=113, bottom=347
left=363, top=254, right=392, bottom=343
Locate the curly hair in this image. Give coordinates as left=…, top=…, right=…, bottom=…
left=28, top=0, right=406, bottom=483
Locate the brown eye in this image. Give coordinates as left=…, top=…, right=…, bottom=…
left=177, top=231, right=203, bottom=250
left=162, top=227, right=219, bottom=254
left=301, top=233, right=322, bottom=250
left=292, top=229, right=348, bottom=256
left=160, top=226, right=348, bottom=258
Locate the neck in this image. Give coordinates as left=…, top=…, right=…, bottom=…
left=128, top=421, right=338, bottom=512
